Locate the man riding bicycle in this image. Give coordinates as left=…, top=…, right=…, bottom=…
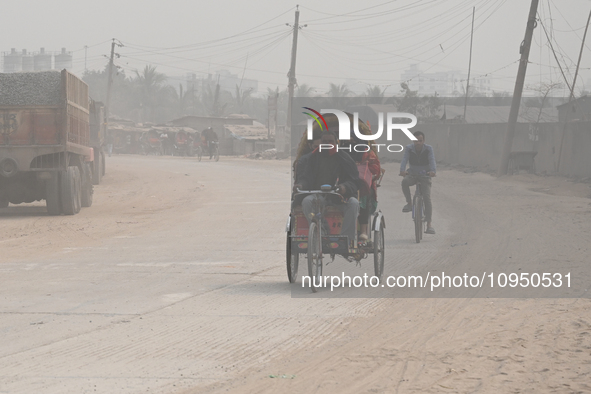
left=400, top=131, right=437, bottom=234
left=201, top=127, right=219, bottom=159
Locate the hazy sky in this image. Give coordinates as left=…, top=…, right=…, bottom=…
left=2, top=0, right=590, bottom=97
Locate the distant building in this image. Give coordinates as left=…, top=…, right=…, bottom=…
left=169, top=114, right=271, bottom=155
left=557, top=96, right=591, bottom=122
left=2, top=48, right=22, bottom=72
left=437, top=105, right=558, bottom=123
left=210, top=69, right=258, bottom=94
left=170, top=113, right=254, bottom=134
left=34, top=48, right=52, bottom=71
left=400, top=64, right=491, bottom=97
left=166, top=70, right=258, bottom=98
left=22, top=50, right=34, bottom=72
left=54, top=48, right=73, bottom=70
left=1, top=47, right=73, bottom=72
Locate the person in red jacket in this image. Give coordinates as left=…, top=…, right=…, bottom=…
left=340, top=131, right=382, bottom=242
left=357, top=148, right=381, bottom=241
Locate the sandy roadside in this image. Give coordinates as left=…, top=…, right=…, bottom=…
left=187, top=162, right=591, bottom=394
left=2, top=157, right=590, bottom=394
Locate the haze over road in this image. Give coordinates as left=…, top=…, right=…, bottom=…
left=1, top=156, right=590, bottom=393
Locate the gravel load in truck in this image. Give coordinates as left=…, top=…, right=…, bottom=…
left=0, top=71, right=62, bottom=106
left=0, top=69, right=96, bottom=214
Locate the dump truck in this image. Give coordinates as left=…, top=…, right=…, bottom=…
left=0, top=70, right=95, bottom=214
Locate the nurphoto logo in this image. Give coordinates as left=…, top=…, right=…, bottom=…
left=302, top=107, right=418, bottom=153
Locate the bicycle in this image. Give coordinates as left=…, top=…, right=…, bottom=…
left=408, top=171, right=431, bottom=243
left=208, top=141, right=220, bottom=161
left=301, top=185, right=339, bottom=292
left=196, top=145, right=203, bottom=162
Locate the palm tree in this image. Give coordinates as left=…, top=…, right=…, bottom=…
left=267, top=87, right=288, bottom=102
left=175, top=83, right=199, bottom=117
left=328, top=83, right=351, bottom=97
left=233, top=85, right=253, bottom=114
left=327, top=83, right=352, bottom=107
left=397, top=82, right=420, bottom=115
left=295, top=83, right=315, bottom=97
left=266, top=87, right=288, bottom=124
left=134, top=65, right=168, bottom=122
left=365, top=85, right=386, bottom=104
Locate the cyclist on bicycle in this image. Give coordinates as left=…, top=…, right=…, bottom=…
left=201, top=127, right=219, bottom=159
left=400, top=131, right=436, bottom=234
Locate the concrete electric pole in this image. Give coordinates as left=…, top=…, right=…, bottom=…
left=105, top=39, right=116, bottom=126
left=285, top=6, right=300, bottom=155
left=105, top=39, right=123, bottom=127
left=498, top=0, right=539, bottom=176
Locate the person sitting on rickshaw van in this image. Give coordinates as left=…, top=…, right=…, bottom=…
left=352, top=147, right=381, bottom=242
left=339, top=126, right=382, bottom=242
left=292, top=126, right=323, bottom=181
left=201, top=127, right=219, bottom=159
left=293, top=131, right=360, bottom=245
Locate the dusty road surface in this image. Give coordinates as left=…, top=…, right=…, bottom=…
left=1, top=155, right=591, bottom=393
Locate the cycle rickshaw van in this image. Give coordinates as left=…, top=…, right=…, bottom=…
left=140, top=129, right=164, bottom=156
left=285, top=113, right=386, bottom=292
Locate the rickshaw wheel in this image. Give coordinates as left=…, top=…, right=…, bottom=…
left=373, top=221, right=385, bottom=280
left=307, top=221, right=323, bottom=292
left=286, top=232, right=299, bottom=283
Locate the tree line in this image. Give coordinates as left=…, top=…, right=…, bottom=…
left=83, top=64, right=566, bottom=126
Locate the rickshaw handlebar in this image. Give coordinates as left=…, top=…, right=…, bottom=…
left=295, top=188, right=342, bottom=196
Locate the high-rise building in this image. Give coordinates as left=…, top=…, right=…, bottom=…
left=54, top=48, right=73, bottom=70
left=2, top=48, right=73, bottom=73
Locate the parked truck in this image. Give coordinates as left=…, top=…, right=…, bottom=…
left=0, top=70, right=95, bottom=214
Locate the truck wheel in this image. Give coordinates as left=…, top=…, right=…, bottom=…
left=92, top=149, right=102, bottom=185
left=61, top=166, right=81, bottom=215
left=46, top=172, right=61, bottom=215
left=81, top=163, right=93, bottom=208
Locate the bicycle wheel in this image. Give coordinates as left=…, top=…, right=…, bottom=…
left=286, top=228, right=299, bottom=283
left=373, top=220, right=385, bottom=280
left=307, top=221, right=323, bottom=292
left=421, top=200, right=426, bottom=240
left=414, top=195, right=422, bottom=243
left=197, top=146, right=202, bottom=162
left=214, top=145, right=220, bottom=162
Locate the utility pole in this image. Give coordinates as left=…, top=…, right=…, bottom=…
left=105, top=39, right=116, bottom=126
left=568, top=8, right=591, bottom=102
left=275, top=91, right=279, bottom=142
left=285, top=6, right=301, bottom=154
left=463, top=7, right=475, bottom=121
left=212, top=74, right=221, bottom=117
left=556, top=7, right=591, bottom=172
left=267, top=96, right=272, bottom=140
left=498, top=0, right=539, bottom=176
